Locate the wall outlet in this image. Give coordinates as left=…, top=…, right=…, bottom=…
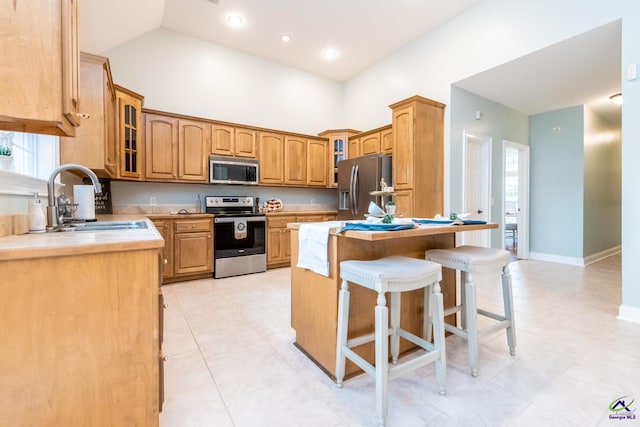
left=149, top=197, right=157, bottom=206
left=310, top=198, right=315, bottom=205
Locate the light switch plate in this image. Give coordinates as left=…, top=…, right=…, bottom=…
left=627, top=63, right=637, bottom=81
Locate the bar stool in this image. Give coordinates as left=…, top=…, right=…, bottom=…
left=425, top=246, right=516, bottom=377
left=335, top=256, right=446, bottom=427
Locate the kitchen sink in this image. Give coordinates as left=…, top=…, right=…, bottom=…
left=59, top=220, right=149, bottom=232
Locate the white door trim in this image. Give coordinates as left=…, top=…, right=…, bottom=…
left=503, top=140, right=530, bottom=259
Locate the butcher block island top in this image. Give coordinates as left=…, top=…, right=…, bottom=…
left=288, top=221, right=497, bottom=379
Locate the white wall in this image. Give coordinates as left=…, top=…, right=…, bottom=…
left=620, top=7, right=640, bottom=319
left=105, top=29, right=344, bottom=135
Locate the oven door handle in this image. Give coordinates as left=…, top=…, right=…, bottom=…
left=214, top=216, right=266, bottom=223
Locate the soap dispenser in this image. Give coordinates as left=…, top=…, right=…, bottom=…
left=29, top=192, right=46, bottom=232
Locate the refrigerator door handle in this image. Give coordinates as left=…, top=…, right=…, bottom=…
left=348, top=165, right=356, bottom=216
left=352, top=165, right=359, bottom=216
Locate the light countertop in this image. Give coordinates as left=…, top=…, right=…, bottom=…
left=0, top=215, right=164, bottom=262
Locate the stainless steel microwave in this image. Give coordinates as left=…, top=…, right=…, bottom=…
left=209, top=156, right=259, bottom=185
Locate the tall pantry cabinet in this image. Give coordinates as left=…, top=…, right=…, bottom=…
left=390, top=96, right=445, bottom=218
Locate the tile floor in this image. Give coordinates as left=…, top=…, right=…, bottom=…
left=160, top=254, right=640, bottom=427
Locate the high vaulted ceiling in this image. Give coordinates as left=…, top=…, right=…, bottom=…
left=78, top=0, right=483, bottom=81
left=79, top=1, right=622, bottom=123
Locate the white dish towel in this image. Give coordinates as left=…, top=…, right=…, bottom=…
left=296, top=221, right=343, bottom=277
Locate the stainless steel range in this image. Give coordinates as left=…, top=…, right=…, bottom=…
left=205, top=196, right=266, bottom=279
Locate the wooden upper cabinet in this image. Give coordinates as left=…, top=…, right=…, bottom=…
left=235, top=127, right=257, bottom=158
left=62, top=0, right=80, bottom=128
left=258, top=132, right=284, bottom=184
left=381, top=127, right=393, bottom=155
left=318, top=129, right=360, bottom=188
left=284, top=136, right=307, bottom=185
left=145, top=113, right=178, bottom=181
left=360, top=133, right=380, bottom=156
left=211, top=124, right=256, bottom=158
left=179, top=119, right=209, bottom=182
left=307, top=138, right=329, bottom=187
left=391, top=105, right=414, bottom=190
left=60, top=53, right=115, bottom=175
left=348, top=137, right=360, bottom=159
left=390, top=95, right=445, bottom=217
left=0, top=0, right=80, bottom=136
left=115, top=85, right=144, bottom=180
left=211, top=124, right=234, bottom=156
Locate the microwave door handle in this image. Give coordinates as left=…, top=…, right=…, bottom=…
left=352, top=165, right=359, bottom=216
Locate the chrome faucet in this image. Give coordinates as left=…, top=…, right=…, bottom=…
left=47, top=164, right=102, bottom=230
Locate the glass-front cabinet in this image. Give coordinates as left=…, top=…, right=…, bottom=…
left=115, top=84, right=144, bottom=180
left=318, top=129, right=360, bottom=188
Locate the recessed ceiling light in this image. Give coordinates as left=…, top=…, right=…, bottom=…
left=226, top=14, right=244, bottom=28
left=281, top=34, right=291, bottom=43
left=322, top=48, right=339, bottom=61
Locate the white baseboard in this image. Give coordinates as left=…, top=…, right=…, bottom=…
left=584, top=246, right=621, bottom=266
left=529, top=252, right=584, bottom=266
left=529, top=246, right=621, bottom=267
left=618, top=304, right=640, bottom=324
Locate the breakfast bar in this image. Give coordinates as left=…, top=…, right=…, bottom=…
left=289, top=221, right=498, bottom=378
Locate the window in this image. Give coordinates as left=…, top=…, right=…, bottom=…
left=0, top=131, right=59, bottom=197
left=4, top=132, right=58, bottom=179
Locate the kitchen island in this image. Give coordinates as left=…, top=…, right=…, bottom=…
left=289, top=221, right=498, bottom=379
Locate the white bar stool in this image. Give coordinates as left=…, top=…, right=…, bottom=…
left=335, top=256, right=446, bottom=427
left=425, top=246, right=516, bottom=377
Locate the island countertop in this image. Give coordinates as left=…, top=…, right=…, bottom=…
left=287, top=221, right=498, bottom=241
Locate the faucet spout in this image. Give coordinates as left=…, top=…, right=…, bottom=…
left=47, top=164, right=102, bottom=229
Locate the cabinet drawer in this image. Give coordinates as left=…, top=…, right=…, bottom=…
left=297, top=215, right=324, bottom=222
left=267, top=215, right=297, bottom=228
left=174, top=219, right=212, bottom=233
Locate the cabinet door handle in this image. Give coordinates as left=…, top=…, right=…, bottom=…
left=163, top=259, right=168, bottom=265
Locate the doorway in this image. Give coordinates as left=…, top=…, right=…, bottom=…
left=503, top=140, right=529, bottom=259
left=461, top=131, right=491, bottom=247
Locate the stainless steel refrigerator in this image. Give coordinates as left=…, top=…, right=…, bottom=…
left=337, top=153, right=392, bottom=220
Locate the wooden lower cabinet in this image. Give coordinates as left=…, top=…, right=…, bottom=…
left=151, top=216, right=214, bottom=283
left=267, top=213, right=337, bottom=268
left=153, top=219, right=174, bottom=280
left=0, top=248, right=161, bottom=426
left=267, top=215, right=296, bottom=268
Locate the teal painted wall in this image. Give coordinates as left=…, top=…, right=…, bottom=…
left=450, top=87, right=529, bottom=248
left=530, top=106, right=584, bottom=258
